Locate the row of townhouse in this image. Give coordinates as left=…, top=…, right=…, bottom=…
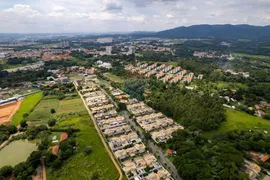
left=127, top=102, right=155, bottom=117
left=79, top=81, right=173, bottom=180
left=126, top=100, right=184, bottom=143
left=111, top=88, right=130, bottom=104
left=125, top=63, right=204, bottom=84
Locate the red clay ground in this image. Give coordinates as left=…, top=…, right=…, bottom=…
left=0, top=101, right=21, bottom=125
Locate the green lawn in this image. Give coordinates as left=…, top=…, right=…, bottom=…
left=233, top=53, right=270, bottom=60
left=104, top=72, right=125, bottom=83
left=46, top=115, right=119, bottom=180
left=26, top=98, right=59, bottom=124
left=205, top=109, right=270, bottom=137
left=12, top=92, right=43, bottom=125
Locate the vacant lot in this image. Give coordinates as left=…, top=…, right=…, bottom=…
left=205, top=109, right=270, bottom=137
left=26, top=98, right=59, bottom=124
left=46, top=116, right=119, bottom=180
left=216, top=81, right=248, bottom=90
left=0, top=101, right=21, bottom=124
left=0, top=140, right=37, bottom=168
left=12, top=92, right=43, bottom=125
left=233, top=53, right=270, bottom=60
left=104, top=72, right=125, bottom=83
left=56, top=98, right=86, bottom=115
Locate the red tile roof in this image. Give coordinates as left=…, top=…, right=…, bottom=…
left=52, top=145, right=59, bottom=155
left=261, top=155, right=269, bottom=162
left=60, top=133, right=69, bottom=142
left=167, top=149, right=173, bottom=155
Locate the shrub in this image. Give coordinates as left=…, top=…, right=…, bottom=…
left=52, top=159, right=62, bottom=169
left=20, top=120, right=28, bottom=128
left=48, top=119, right=56, bottom=127
left=83, top=146, right=92, bottom=155
left=0, top=165, right=13, bottom=178
left=50, top=109, right=56, bottom=114
left=23, top=113, right=29, bottom=118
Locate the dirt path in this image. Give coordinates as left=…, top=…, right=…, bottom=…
left=42, top=159, right=46, bottom=180
left=74, top=82, right=123, bottom=180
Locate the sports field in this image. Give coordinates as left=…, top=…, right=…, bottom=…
left=0, top=101, right=21, bottom=125
left=12, top=92, right=43, bottom=125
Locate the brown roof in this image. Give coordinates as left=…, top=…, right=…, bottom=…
left=60, top=133, right=69, bottom=141
left=255, top=104, right=260, bottom=110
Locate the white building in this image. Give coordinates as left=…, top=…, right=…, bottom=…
left=97, top=37, right=113, bottom=44
left=98, top=62, right=112, bottom=69
left=106, top=46, right=112, bottom=55
left=128, top=46, right=136, bottom=55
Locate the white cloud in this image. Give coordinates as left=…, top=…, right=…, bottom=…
left=51, top=5, right=68, bottom=12
left=166, top=14, right=174, bottom=18
left=191, top=6, right=197, bottom=10
left=102, top=0, right=122, bottom=11
left=3, top=4, right=40, bottom=18
left=48, top=12, right=64, bottom=17
left=127, top=15, right=146, bottom=23
left=0, top=0, right=270, bottom=33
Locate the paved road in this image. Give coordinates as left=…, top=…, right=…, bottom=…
left=121, top=111, right=182, bottom=180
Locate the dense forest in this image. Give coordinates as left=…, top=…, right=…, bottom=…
left=0, top=68, right=52, bottom=88
left=168, top=130, right=248, bottom=180
left=7, top=57, right=36, bottom=65
left=123, top=79, right=225, bottom=131
left=166, top=129, right=270, bottom=179
left=147, top=82, right=225, bottom=131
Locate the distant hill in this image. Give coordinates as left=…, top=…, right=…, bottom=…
left=155, top=24, right=270, bottom=39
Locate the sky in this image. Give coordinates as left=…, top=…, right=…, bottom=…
left=0, top=0, right=270, bottom=33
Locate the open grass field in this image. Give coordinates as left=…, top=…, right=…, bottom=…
left=204, top=109, right=270, bottom=137
left=56, top=98, right=86, bottom=115
left=0, top=101, right=21, bottom=125
left=141, top=61, right=179, bottom=66
left=26, top=98, right=59, bottom=124
left=233, top=53, right=270, bottom=60
left=216, top=81, right=248, bottom=90
left=26, top=95, right=85, bottom=125
left=104, top=72, right=125, bottom=83
left=135, top=53, right=144, bottom=57
left=237, top=39, right=252, bottom=42
left=12, top=92, right=43, bottom=125
left=46, top=115, right=119, bottom=180
left=30, top=43, right=62, bottom=48
left=0, top=140, right=37, bottom=168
